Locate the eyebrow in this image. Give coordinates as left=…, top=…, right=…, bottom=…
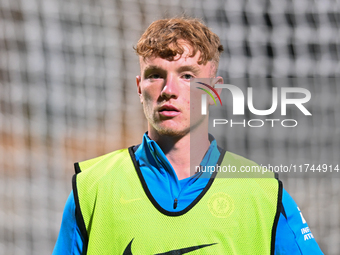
left=143, top=65, right=160, bottom=72
left=143, top=65, right=201, bottom=76
left=177, top=65, right=201, bottom=74
left=143, top=65, right=163, bottom=78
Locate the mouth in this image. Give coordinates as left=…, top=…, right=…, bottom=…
left=158, top=105, right=180, bottom=117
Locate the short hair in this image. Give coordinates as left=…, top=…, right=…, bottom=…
left=134, top=17, right=224, bottom=68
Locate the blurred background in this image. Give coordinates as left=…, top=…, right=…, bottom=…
left=0, top=0, right=339, bottom=254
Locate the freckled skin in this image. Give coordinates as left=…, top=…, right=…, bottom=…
left=135, top=43, right=223, bottom=179
left=136, top=45, right=220, bottom=138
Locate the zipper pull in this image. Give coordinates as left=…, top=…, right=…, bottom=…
left=173, top=198, right=178, bottom=209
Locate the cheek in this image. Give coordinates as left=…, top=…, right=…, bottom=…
left=185, top=99, right=190, bottom=108
left=141, top=86, right=154, bottom=103
left=189, top=94, right=203, bottom=113
left=141, top=90, right=157, bottom=115
left=183, top=99, right=191, bottom=119
left=142, top=91, right=151, bottom=102
left=142, top=83, right=161, bottom=102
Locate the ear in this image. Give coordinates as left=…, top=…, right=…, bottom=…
left=136, top=75, right=143, bottom=103
left=214, top=76, right=223, bottom=96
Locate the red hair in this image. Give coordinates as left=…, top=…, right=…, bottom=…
left=134, top=17, right=224, bottom=67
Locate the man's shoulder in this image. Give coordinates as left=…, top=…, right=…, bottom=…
left=218, top=151, right=277, bottom=179
left=74, top=147, right=140, bottom=196
left=79, top=148, right=129, bottom=168
left=223, top=151, right=259, bottom=167
left=75, top=147, right=134, bottom=176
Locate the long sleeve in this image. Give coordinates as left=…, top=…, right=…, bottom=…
left=275, top=189, right=323, bottom=254
left=52, top=192, right=83, bottom=255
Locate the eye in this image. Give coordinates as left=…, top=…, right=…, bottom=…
left=182, top=74, right=194, bottom=80
left=147, top=74, right=162, bottom=79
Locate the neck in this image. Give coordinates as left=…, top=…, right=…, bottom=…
left=148, top=129, right=210, bottom=180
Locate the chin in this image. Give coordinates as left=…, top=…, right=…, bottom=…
left=155, top=126, right=189, bottom=137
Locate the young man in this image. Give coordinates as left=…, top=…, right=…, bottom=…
left=53, top=17, right=323, bottom=254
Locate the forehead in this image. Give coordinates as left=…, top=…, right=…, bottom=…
left=138, top=42, right=215, bottom=76
left=140, top=41, right=197, bottom=64
left=139, top=54, right=200, bottom=69
left=139, top=52, right=213, bottom=75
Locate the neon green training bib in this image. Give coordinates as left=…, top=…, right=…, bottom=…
left=73, top=147, right=282, bottom=254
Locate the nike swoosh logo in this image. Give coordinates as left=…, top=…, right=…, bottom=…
left=119, top=197, right=143, bottom=204
left=123, top=238, right=217, bottom=255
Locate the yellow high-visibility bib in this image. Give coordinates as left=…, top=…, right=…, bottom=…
left=73, top=147, right=281, bottom=254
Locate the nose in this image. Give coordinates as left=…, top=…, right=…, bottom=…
left=161, top=74, right=179, bottom=99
